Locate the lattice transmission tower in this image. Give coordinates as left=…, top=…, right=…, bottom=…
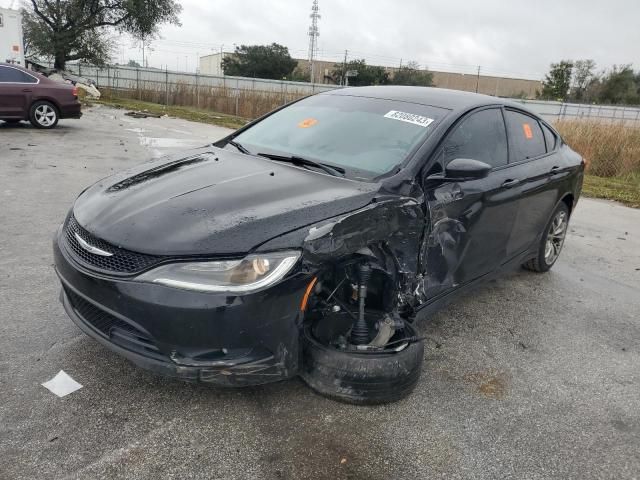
left=307, top=0, right=320, bottom=83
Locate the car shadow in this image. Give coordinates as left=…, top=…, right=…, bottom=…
left=0, top=120, right=79, bottom=130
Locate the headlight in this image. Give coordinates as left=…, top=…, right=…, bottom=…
left=136, top=251, right=301, bottom=294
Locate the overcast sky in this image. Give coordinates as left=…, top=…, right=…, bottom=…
left=6, top=0, right=640, bottom=78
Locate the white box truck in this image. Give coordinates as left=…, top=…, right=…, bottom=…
left=0, top=7, right=25, bottom=66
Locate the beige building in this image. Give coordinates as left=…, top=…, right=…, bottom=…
left=198, top=53, right=542, bottom=99
left=296, top=59, right=541, bottom=99
left=198, top=52, right=228, bottom=76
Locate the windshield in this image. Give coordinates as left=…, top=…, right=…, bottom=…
left=231, top=94, right=448, bottom=179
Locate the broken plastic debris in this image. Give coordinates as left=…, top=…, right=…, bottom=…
left=41, top=370, right=83, bottom=397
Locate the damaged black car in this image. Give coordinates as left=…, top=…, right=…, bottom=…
left=53, top=86, right=584, bottom=404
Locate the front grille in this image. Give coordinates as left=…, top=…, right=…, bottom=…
left=64, top=215, right=163, bottom=274
left=65, top=288, right=165, bottom=360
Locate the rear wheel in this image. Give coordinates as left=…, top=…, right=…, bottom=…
left=523, top=202, right=569, bottom=272
left=29, top=101, right=59, bottom=129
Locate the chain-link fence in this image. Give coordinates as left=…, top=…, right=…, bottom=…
left=62, top=63, right=339, bottom=118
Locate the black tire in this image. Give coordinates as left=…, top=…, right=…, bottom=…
left=523, top=202, right=570, bottom=273
left=300, top=322, right=424, bottom=405
left=29, top=101, right=59, bottom=129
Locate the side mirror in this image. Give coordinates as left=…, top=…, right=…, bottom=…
left=444, top=158, right=491, bottom=180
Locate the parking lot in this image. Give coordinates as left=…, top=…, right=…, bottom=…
left=1, top=106, right=639, bottom=480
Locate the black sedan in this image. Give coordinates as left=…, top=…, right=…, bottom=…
left=53, top=87, right=584, bottom=404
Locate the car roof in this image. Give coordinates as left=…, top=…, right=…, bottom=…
left=323, top=85, right=531, bottom=115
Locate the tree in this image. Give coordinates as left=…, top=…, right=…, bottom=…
left=598, top=65, right=640, bottom=105
left=221, top=43, right=298, bottom=79
left=127, top=59, right=142, bottom=68
left=390, top=61, right=433, bottom=87
left=330, top=59, right=389, bottom=86
left=539, top=61, right=574, bottom=101
left=570, top=59, right=597, bottom=102
left=22, top=0, right=181, bottom=70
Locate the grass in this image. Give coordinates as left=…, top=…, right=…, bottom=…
left=88, top=97, right=249, bottom=130
left=583, top=174, right=640, bottom=208
left=555, top=120, right=640, bottom=177
left=555, top=120, right=640, bottom=207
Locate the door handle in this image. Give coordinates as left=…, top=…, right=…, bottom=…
left=501, top=179, right=520, bottom=189
left=22, top=89, right=33, bottom=93
left=550, top=166, right=561, bottom=174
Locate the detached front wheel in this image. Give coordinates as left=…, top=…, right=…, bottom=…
left=300, top=321, right=424, bottom=405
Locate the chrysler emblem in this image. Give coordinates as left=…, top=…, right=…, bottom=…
left=74, top=233, right=114, bottom=257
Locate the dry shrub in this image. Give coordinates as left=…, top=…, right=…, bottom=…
left=555, top=120, right=640, bottom=177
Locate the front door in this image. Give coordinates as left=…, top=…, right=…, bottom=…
left=420, top=107, right=520, bottom=300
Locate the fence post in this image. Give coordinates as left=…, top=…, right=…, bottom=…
left=196, top=71, right=200, bottom=109
left=78, top=63, right=82, bottom=77
left=137, top=68, right=141, bottom=100
left=235, top=79, right=239, bottom=116
left=165, top=67, right=169, bottom=106
left=107, top=66, right=110, bottom=100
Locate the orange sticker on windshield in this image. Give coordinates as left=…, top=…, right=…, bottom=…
left=523, top=123, right=533, bottom=139
left=298, top=118, right=318, bottom=128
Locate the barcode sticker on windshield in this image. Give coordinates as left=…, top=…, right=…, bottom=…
left=384, top=111, right=434, bottom=128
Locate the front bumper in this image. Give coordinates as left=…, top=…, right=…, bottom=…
left=54, top=228, right=309, bottom=386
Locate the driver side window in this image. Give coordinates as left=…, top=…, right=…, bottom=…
left=443, top=108, right=508, bottom=169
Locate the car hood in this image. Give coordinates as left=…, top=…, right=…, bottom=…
left=73, top=147, right=379, bottom=256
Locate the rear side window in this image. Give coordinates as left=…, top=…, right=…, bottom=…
left=541, top=123, right=557, bottom=152
left=0, top=67, right=37, bottom=83
left=504, top=110, right=546, bottom=162
left=443, top=108, right=508, bottom=168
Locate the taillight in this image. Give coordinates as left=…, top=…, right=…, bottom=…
left=72, top=86, right=78, bottom=97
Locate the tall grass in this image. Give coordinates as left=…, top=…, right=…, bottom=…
left=554, top=120, right=640, bottom=178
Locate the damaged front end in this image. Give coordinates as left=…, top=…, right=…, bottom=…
left=262, top=197, right=429, bottom=403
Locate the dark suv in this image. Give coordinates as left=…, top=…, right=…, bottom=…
left=0, top=63, right=82, bottom=128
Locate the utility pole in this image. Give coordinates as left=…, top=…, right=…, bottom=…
left=342, top=49, right=348, bottom=86
left=475, top=65, right=481, bottom=93
left=307, top=0, right=320, bottom=83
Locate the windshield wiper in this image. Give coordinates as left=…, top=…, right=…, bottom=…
left=257, top=153, right=345, bottom=177
left=227, top=139, right=250, bottom=155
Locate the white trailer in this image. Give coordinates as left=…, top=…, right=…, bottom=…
left=0, top=7, right=25, bottom=66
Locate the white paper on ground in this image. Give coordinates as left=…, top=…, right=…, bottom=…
left=41, top=370, right=83, bottom=397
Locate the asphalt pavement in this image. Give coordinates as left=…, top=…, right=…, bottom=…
left=1, top=107, right=639, bottom=480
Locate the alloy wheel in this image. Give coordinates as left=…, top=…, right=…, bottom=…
left=544, top=210, right=568, bottom=265
left=35, top=104, right=57, bottom=127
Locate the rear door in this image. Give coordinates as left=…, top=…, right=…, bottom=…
left=0, top=65, right=37, bottom=118
left=420, top=107, right=520, bottom=299
left=503, top=109, right=562, bottom=258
